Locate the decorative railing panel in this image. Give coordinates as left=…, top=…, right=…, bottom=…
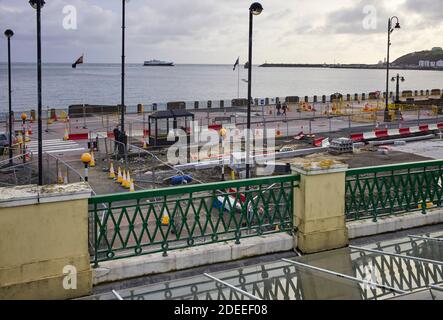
left=345, top=160, right=443, bottom=221
left=89, top=175, right=299, bottom=265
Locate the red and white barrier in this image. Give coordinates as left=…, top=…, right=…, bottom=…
left=351, top=123, right=443, bottom=142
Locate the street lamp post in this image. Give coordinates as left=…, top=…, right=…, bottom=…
left=120, top=0, right=128, bottom=152
left=246, top=2, right=263, bottom=180
left=384, top=16, right=401, bottom=123
left=29, top=0, right=45, bottom=185
left=4, top=29, right=14, bottom=166
left=392, top=74, right=405, bottom=104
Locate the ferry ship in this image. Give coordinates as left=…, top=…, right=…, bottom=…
left=143, top=59, right=174, bottom=67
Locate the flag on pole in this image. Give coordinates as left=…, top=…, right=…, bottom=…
left=233, top=57, right=240, bottom=71
left=72, top=54, right=84, bottom=69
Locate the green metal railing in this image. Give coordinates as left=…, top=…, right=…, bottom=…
left=345, top=160, right=443, bottom=221
left=89, top=175, right=299, bottom=265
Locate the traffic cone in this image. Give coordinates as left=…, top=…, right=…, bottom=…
left=125, top=171, right=132, bottom=189
left=161, top=210, right=170, bottom=226
left=129, top=178, right=135, bottom=192
left=25, top=145, right=31, bottom=162
left=58, top=168, right=64, bottom=184
left=117, top=167, right=123, bottom=183
left=109, top=163, right=116, bottom=179
left=64, top=172, right=69, bottom=185
left=90, top=152, right=96, bottom=167
left=63, top=128, right=69, bottom=141
left=142, top=139, right=148, bottom=149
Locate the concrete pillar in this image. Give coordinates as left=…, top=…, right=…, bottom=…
left=0, top=183, right=92, bottom=300
left=292, top=161, right=349, bottom=254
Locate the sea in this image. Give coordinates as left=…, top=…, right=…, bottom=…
left=0, top=63, right=442, bottom=112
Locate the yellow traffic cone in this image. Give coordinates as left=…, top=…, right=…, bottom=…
left=129, top=178, right=135, bottom=192
left=17, top=133, right=23, bottom=145
left=125, top=171, right=131, bottom=189
left=90, top=152, right=96, bottom=167
left=231, top=170, right=236, bottom=181
left=63, top=128, right=69, bottom=141
left=142, top=139, right=148, bottom=149
left=121, top=170, right=127, bottom=187
left=161, top=210, right=170, bottom=226
left=64, top=172, right=68, bottom=185
left=57, top=168, right=64, bottom=184
left=117, top=167, right=123, bottom=183
left=109, top=163, right=116, bottom=179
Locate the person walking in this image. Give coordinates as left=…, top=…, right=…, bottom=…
left=276, top=101, right=282, bottom=116
left=113, top=126, right=120, bottom=151
left=282, top=103, right=288, bottom=116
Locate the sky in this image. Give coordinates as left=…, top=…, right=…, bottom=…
left=0, top=0, right=442, bottom=64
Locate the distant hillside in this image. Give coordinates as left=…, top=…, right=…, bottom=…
left=393, top=47, right=443, bottom=65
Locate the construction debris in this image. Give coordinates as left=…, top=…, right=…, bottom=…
left=328, top=138, right=354, bottom=155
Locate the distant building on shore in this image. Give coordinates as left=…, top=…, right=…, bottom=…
left=419, top=59, right=443, bottom=68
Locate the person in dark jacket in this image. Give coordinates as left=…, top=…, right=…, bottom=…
left=113, top=126, right=120, bottom=150
left=282, top=103, right=288, bottom=116
left=276, top=101, right=282, bottom=115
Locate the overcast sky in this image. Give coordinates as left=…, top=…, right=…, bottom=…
left=0, top=0, right=441, bottom=64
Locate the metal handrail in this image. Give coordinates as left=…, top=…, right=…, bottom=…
left=89, top=174, right=300, bottom=204
left=347, top=159, right=443, bottom=176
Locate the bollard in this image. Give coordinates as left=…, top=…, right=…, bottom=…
left=81, top=153, right=92, bottom=182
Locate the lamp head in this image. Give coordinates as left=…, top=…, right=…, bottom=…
left=391, top=77, right=396, bottom=82
left=401, top=77, right=405, bottom=82
left=4, top=29, right=14, bottom=39
left=29, top=0, right=45, bottom=9
left=394, top=22, right=401, bottom=29
left=81, top=153, right=92, bottom=165
left=250, top=2, right=263, bottom=15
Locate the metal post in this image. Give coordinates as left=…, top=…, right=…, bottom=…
left=246, top=10, right=253, bottom=179
left=120, top=0, right=126, bottom=138
left=6, top=32, right=13, bottom=166
left=84, top=163, right=89, bottom=182
left=22, top=118, right=26, bottom=164
left=36, top=1, right=43, bottom=186
left=384, top=18, right=392, bottom=123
